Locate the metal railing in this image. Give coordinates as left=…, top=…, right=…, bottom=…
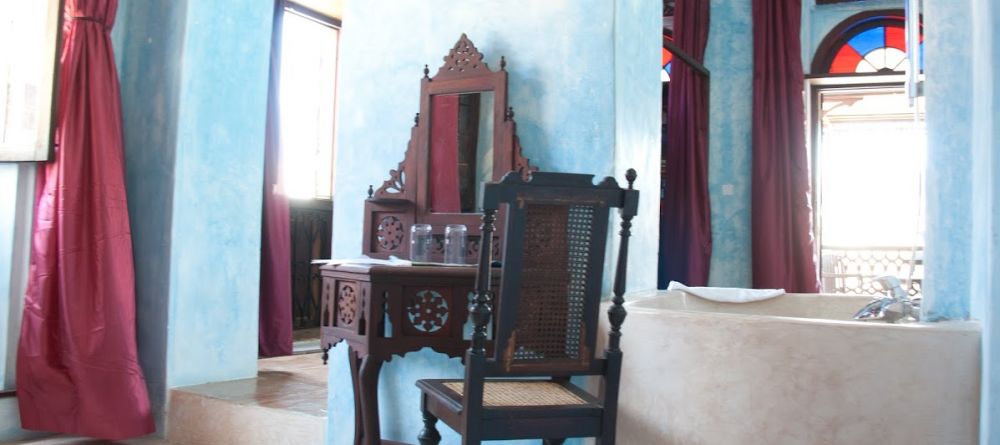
left=820, top=246, right=923, bottom=297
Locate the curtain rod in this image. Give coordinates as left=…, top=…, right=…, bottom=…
left=663, top=37, right=710, bottom=78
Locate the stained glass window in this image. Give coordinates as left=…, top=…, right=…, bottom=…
left=821, top=16, right=922, bottom=74
left=662, top=47, right=674, bottom=82
left=662, top=35, right=673, bottom=83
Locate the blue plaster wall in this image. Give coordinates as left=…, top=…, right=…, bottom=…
left=922, top=0, right=973, bottom=321
left=329, top=0, right=658, bottom=443
left=114, top=0, right=273, bottom=430
left=163, top=0, right=272, bottom=390
left=0, top=165, right=16, bottom=387
left=705, top=0, right=754, bottom=287
left=968, top=0, right=1000, bottom=441
left=114, top=0, right=187, bottom=427
left=614, top=0, right=662, bottom=293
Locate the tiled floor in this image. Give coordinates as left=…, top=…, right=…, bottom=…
left=173, top=352, right=327, bottom=417
left=9, top=354, right=328, bottom=445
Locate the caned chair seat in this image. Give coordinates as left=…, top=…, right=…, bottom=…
left=416, top=379, right=604, bottom=419
left=433, top=379, right=596, bottom=407
left=444, top=381, right=587, bottom=407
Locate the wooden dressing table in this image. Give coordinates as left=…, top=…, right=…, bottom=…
left=320, top=34, right=536, bottom=445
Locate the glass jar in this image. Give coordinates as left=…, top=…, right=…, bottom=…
left=410, top=224, right=433, bottom=262
left=444, top=224, right=468, bottom=265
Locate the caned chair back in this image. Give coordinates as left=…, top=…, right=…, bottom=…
left=473, top=171, right=638, bottom=376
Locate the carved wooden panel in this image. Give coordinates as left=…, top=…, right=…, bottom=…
left=433, top=33, right=491, bottom=79
left=321, top=278, right=335, bottom=328
left=374, top=214, right=406, bottom=252
left=403, top=287, right=453, bottom=337
left=336, top=281, right=360, bottom=328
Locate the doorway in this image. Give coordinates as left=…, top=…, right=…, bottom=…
left=811, top=83, right=926, bottom=296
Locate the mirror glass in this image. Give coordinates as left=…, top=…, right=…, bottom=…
left=428, top=91, right=494, bottom=213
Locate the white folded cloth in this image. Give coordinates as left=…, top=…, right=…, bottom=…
left=667, top=281, right=784, bottom=303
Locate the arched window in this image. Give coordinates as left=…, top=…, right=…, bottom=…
left=812, top=11, right=922, bottom=75
left=809, top=9, right=927, bottom=297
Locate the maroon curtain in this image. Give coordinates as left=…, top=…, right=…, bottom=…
left=259, top=1, right=293, bottom=357
left=661, top=0, right=712, bottom=286
left=17, top=0, right=155, bottom=439
left=429, top=95, right=460, bottom=213
left=751, top=0, right=820, bottom=292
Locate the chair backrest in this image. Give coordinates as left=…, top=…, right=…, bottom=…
left=468, top=171, right=638, bottom=377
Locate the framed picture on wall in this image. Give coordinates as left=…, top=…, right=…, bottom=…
left=0, top=0, right=64, bottom=162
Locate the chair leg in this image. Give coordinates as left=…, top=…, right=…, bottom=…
left=543, top=440, right=566, bottom=445
left=417, top=401, right=441, bottom=445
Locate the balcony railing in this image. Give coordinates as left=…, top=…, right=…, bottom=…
left=820, top=245, right=923, bottom=297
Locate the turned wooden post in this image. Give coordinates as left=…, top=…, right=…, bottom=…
left=470, top=208, right=497, bottom=355
left=608, top=169, right=636, bottom=353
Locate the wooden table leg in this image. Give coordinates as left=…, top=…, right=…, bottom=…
left=348, top=346, right=364, bottom=445
left=359, top=355, right=384, bottom=445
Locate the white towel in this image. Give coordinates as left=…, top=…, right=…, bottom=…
left=667, top=281, right=784, bottom=303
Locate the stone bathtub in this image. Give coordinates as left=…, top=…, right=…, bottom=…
left=602, top=290, right=981, bottom=445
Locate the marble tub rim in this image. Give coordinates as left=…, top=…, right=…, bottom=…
left=619, top=289, right=982, bottom=333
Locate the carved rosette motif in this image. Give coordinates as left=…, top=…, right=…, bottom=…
left=376, top=216, right=405, bottom=251
left=406, top=290, right=449, bottom=333
left=336, top=282, right=358, bottom=327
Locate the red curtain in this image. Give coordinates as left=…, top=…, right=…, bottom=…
left=660, top=0, right=712, bottom=286
left=259, top=0, right=293, bottom=357
left=751, top=0, right=820, bottom=292
left=17, top=0, right=154, bottom=439
left=429, top=95, right=460, bottom=213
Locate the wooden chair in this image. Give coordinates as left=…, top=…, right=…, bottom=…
left=415, top=169, right=639, bottom=445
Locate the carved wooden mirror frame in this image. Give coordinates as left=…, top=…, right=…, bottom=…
left=362, top=34, right=536, bottom=261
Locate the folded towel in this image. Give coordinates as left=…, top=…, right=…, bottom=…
left=667, top=281, right=784, bottom=303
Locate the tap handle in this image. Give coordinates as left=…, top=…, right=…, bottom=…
left=873, top=275, right=907, bottom=299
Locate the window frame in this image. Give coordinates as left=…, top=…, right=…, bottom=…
left=807, top=74, right=927, bottom=295
left=278, top=1, right=341, bottom=202
left=0, top=0, right=65, bottom=162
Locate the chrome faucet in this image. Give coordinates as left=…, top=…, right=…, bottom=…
left=852, top=276, right=921, bottom=323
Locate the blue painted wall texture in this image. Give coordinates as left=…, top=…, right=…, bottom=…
left=968, top=0, right=1000, bottom=441
left=922, top=0, right=973, bottom=321
left=614, top=0, right=662, bottom=293
left=328, top=0, right=658, bottom=443
left=164, top=0, right=272, bottom=390
left=0, top=165, right=16, bottom=387
left=705, top=0, right=754, bottom=287
left=114, top=0, right=187, bottom=427
left=114, top=0, right=273, bottom=430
